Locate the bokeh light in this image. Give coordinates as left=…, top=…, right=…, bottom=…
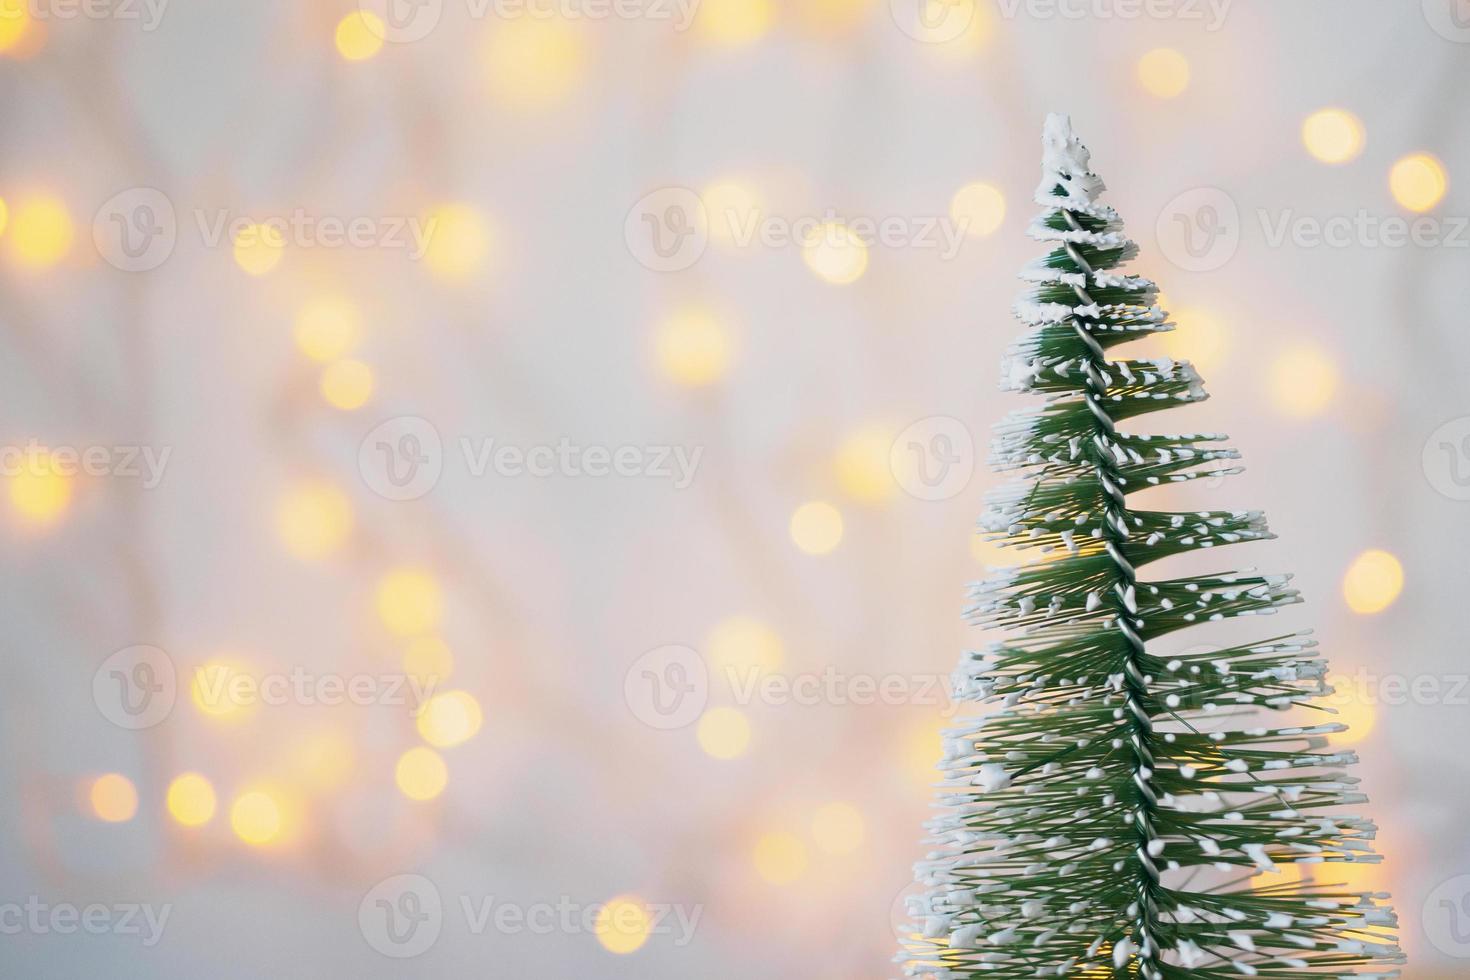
left=484, top=18, right=587, bottom=110
left=417, top=690, right=484, bottom=748
left=293, top=296, right=361, bottom=362
left=810, top=802, right=865, bottom=854
left=949, top=182, right=1006, bottom=238
left=595, top=895, right=652, bottom=955
left=1388, top=153, right=1447, bottom=213
left=752, top=831, right=808, bottom=884
left=1301, top=108, right=1365, bottom=165
left=795, top=0, right=873, bottom=33
left=6, top=452, right=73, bottom=528
left=1324, top=673, right=1377, bottom=746
left=89, top=773, right=138, bottom=823
left=1161, top=307, right=1227, bottom=373
left=376, top=567, right=443, bottom=637
left=696, top=0, right=774, bottom=45
left=319, top=359, right=374, bottom=411
left=275, top=481, right=353, bottom=560
left=1342, top=549, right=1404, bottom=615
left=403, top=635, right=454, bottom=685
left=705, top=617, right=784, bottom=675
left=696, top=706, right=751, bottom=760
left=0, top=196, right=9, bottom=236
left=232, top=223, right=285, bottom=276
left=1136, top=48, right=1190, bottom=99
left=1266, top=343, right=1338, bottom=418
left=422, top=203, right=490, bottom=283
left=5, top=195, right=73, bottom=270
left=801, top=221, right=868, bottom=285
left=655, top=309, right=732, bottom=387
left=702, top=179, right=762, bottom=246
left=395, top=746, right=448, bottom=801
left=190, top=660, right=253, bottom=722
left=789, top=500, right=843, bottom=555
left=230, top=789, right=283, bottom=846
left=834, top=426, right=897, bottom=504
left=166, top=773, right=217, bottom=827
left=0, top=0, right=32, bottom=53
left=334, top=11, right=385, bottom=62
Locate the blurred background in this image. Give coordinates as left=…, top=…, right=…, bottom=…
left=2, top=0, right=1468, bottom=976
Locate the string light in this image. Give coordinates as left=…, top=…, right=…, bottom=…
left=696, top=706, right=751, bottom=760
left=752, top=831, right=808, bottom=884
left=422, top=204, right=489, bottom=283
left=417, top=690, right=483, bottom=748
left=1266, top=343, right=1337, bottom=419
left=1342, top=549, right=1404, bottom=615
left=1136, top=48, right=1190, bottom=99
left=595, top=895, right=652, bottom=955
left=485, top=18, right=587, bottom=110
left=705, top=617, right=784, bottom=675
left=789, top=500, right=843, bottom=555
left=275, top=481, right=353, bottom=559
left=6, top=195, right=72, bottom=270
left=335, top=11, right=385, bottom=62
left=376, top=567, right=443, bottom=636
left=166, top=773, right=217, bottom=827
left=89, top=773, right=138, bottom=823
left=801, top=221, right=868, bottom=285
left=6, top=451, right=73, bottom=527
left=834, top=426, right=897, bottom=504
left=696, top=0, right=774, bottom=45
left=810, top=802, right=865, bottom=854
left=655, top=309, right=732, bottom=387
left=230, top=789, right=284, bottom=845
left=395, top=747, right=448, bottom=801
left=1301, top=108, right=1365, bottom=165
left=294, top=296, right=361, bottom=362
left=1389, top=153, right=1447, bottom=213
left=232, top=223, right=284, bottom=276
left=320, top=359, right=374, bottom=411
left=949, top=182, right=1006, bottom=238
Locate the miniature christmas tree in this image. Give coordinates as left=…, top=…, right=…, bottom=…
left=895, top=116, right=1402, bottom=979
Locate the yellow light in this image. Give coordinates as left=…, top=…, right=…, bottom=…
left=89, top=773, right=138, bottom=823
left=835, top=426, right=897, bottom=504
left=166, top=772, right=217, bottom=827
left=655, top=309, right=732, bottom=387
left=190, top=661, right=253, bottom=721
left=294, top=729, right=356, bottom=791
left=230, top=789, right=283, bottom=845
left=1342, top=549, right=1404, bottom=615
left=1324, top=673, right=1377, bottom=746
left=696, top=706, right=751, bottom=760
left=1389, top=153, right=1447, bottom=213
left=0, top=0, right=32, bottom=53
left=275, top=481, right=353, bottom=560
left=595, top=895, right=652, bottom=955
left=232, top=223, right=284, bottom=276
left=796, top=0, right=873, bottom=32
left=6, top=195, right=73, bottom=270
left=905, top=718, right=946, bottom=784
left=1137, top=48, right=1190, bottom=99
left=696, top=0, right=773, bottom=45
left=789, top=500, right=843, bottom=555
left=395, top=746, right=449, bottom=801
left=404, top=635, right=454, bottom=685
left=421, top=204, right=489, bottom=283
left=752, top=831, right=808, bottom=884
left=949, top=182, right=1006, bottom=238
left=0, top=196, right=8, bottom=235
left=320, top=359, right=374, bottom=411
left=294, top=296, right=361, bottom=362
left=811, top=802, right=865, bottom=854
left=801, top=221, right=869, bottom=285
left=909, top=0, right=991, bottom=56
left=1161, top=307, right=1226, bottom=373
left=1301, top=109, right=1365, bottom=165
left=7, top=452, right=73, bottom=527
left=417, top=690, right=484, bottom=748
left=705, top=617, right=784, bottom=675
left=701, top=179, right=762, bottom=246
left=376, top=567, right=443, bottom=636
left=485, top=17, right=587, bottom=110
left=1266, top=343, right=1337, bottom=419
left=335, top=11, right=385, bottom=61
left=970, top=535, right=1019, bottom=568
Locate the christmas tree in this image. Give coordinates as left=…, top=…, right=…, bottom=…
left=896, top=116, right=1402, bottom=979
